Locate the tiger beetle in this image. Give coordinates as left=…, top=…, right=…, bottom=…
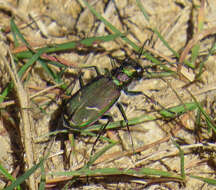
left=60, top=57, right=144, bottom=154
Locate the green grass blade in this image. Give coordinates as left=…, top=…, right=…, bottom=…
left=0, top=48, right=49, bottom=103
left=136, top=1, right=179, bottom=58
left=80, top=0, right=124, bottom=39
left=0, top=164, right=15, bottom=181
left=144, top=70, right=177, bottom=78
left=10, top=19, right=19, bottom=48
left=10, top=19, right=30, bottom=48
left=188, top=92, right=216, bottom=133
left=197, top=104, right=216, bottom=133
left=39, top=60, right=59, bottom=82
left=159, top=102, right=198, bottom=118
left=14, top=34, right=122, bottom=59
left=0, top=164, right=21, bottom=190
left=136, top=0, right=149, bottom=21
left=86, top=114, right=157, bottom=132
left=4, top=159, right=45, bottom=190
left=172, top=140, right=185, bottom=180
left=38, top=161, right=46, bottom=190
left=46, top=60, right=67, bottom=69
left=79, top=0, right=167, bottom=68
left=86, top=102, right=197, bottom=132
left=37, top=128, right=116, bottom=144
left=190, top=175, right=216, bottom=186
left=52, top=167, right=182, bottom=179
left=191, top=44, right=200, bottom=66
left=153, top=29, right=179, bottom=58
left=0, top=82, right=13, bottom=103
left=17, top=47, right=50, bottom=78
left=196, top=40, right=216, bottom=79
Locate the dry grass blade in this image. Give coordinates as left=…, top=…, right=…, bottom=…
left=1, top=49, right=36, bottom=190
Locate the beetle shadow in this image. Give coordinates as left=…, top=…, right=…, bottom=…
left=49, top=100, right=69, bottom=140
left=49, top=102, right=75, bottom=169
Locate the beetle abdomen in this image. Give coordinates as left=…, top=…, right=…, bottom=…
left=64, top=77, right=120, bottom=128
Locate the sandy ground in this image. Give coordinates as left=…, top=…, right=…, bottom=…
left=0, top=0, right=215, bottom=189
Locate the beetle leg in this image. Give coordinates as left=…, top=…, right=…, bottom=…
left=78, top=74, right=85, bottom=88
left=75, top=65, right=102, bottom=77
left=78, top=64, right=107, bottom=87
left=123, top=88, right=143, bottom=96
left=109, top=57, right=118, bottom=68
left=90, top=115, right=113, bottom=155
left=116, top=102, right=135, bottom=153
left=124, top=90, right=143, bottom=96
left=124, top=88, right=159, bottom=105
left=92, top=65, right=101, bottom=76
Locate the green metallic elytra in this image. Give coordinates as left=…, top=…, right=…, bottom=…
left=64, top=77, right=120, bottom=128
left=61, top=59, right=144, bottom=131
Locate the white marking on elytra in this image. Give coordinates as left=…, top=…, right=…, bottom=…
left=86, top=106, right=100, bottom=111
left=82, top=118, right=87, bottom=122
left=78, top=91, right=82, bottom=102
